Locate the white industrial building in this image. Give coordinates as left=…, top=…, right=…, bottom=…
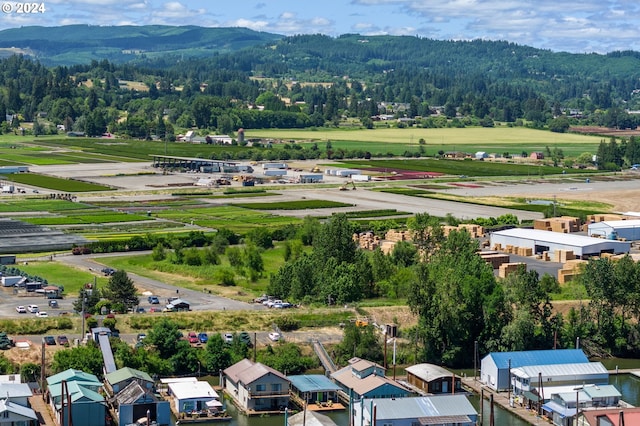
left=588, top=220, right=640, bottom=241
left=490, top=228, right=630, bottom=259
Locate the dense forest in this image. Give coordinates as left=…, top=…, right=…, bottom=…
left=0, top=27, right=640, bottom=150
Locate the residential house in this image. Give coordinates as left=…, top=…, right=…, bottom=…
left=223, top=358, right=290, bottom=413
left=578, top=406, right=640, bottom=426
left=543, top=385, right=621, bottom=426
left=105, top=367, right=170, bottom=426
left=530, top=152, right=545, bottom=160
left=0, top=382, right=37, bottom=426
left=105, top=367, right=154, bottom=395
left=353, top=395, right=478, bottom=426
left=168, top=380, right=220, bottom=415
left=405, top=363, right=462, bottom=394
left=480, top=349, right=589, bottom=391
left=288, top=375, right=341, bottom=408
left=0, top=400, right=37, bottom=426
left=330, top=357, right=410, bottom=401
left=47, top=369, right=106, bottom=426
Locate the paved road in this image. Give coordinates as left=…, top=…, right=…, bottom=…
left=56, top=253, right=265, bottom=312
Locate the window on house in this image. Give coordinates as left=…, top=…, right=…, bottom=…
left=271, top=383, right=281, bottom=392
left=256, top=384, right=266, bottom=392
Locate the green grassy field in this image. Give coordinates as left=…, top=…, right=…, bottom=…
left=246, top=126, right=604, bottom=157
left=4, top=173, right=113, bottom=192
left=340, top=158, right=600, bottom=177
left=16, top=262, right=109, bottom=295
left=231, top=200, right=352, bottom=210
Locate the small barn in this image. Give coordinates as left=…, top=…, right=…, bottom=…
left=405, top=363, right=462, bottom=394
left=481, top=349, right=589, bottom=391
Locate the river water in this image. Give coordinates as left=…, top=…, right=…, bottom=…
left=180, top=370, right=640, bottom=426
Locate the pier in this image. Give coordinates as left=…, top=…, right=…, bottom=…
left=461, top=376, right=550, bottom=425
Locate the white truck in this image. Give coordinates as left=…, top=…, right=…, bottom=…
left=1, top=185, right=14, bottom=193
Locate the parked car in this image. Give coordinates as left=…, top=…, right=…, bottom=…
left=136, top=306, right=146, bottom=313
left=268, top=332, right=281, bottom=342
left=239, top=331, right=253, bottom=348
left=149, top=307, right=159, bottom=313
left=43, top=336, right=55, bottom=345
left=35, top=311, right=48, bottom=318
left=57, top=335, right=69, bottom=346
left=188, top=332, right=198, bottom=344
left=27, top=304, right=39, bottom=313
left=198, top=332, right=208, bottom=344
left=224, top=333, right=234, bottom=344
left=148, top=296, right=160, bottom=304
left=48, top=300, right=58, bottom=308
left=15, top=306, right=26, bottom=314
left=136, top=333, right=146, bottom=342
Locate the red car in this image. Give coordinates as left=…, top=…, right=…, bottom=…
left=188, top=332, right=198, bottom=344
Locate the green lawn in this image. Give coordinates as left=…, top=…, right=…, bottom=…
left=16, top=262, right=109, bottom=295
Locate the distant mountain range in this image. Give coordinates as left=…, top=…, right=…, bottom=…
left=0, top=25, right=283, bottom=66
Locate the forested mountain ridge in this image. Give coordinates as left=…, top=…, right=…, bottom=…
left=0, top=25, right=283, bottom=66
left=2, top=26, right=640, bottom=149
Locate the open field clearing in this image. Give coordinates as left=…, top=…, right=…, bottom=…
left=246, top=126, right=604, bottom=156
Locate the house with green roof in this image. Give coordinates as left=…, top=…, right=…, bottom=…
left=105, top=367, right=170, bottom=426
left=46, top=369, right=106, bottom=426
left=105, top=367, right=154, bottom=395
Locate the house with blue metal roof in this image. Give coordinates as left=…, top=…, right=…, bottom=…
left=288, top=375, right=342, bottom=408
left=480, top=349, right=588, bottom=391
left=353, top=395, right=478, bottom=426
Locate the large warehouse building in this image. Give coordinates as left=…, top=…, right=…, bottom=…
left=588, top=220, right=640, bottom=241
left=490, top=228, right=630, bottom=259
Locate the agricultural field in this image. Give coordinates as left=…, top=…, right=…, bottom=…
left=21, top=210, right=152, bottom=226
left=231, top=200, right=352, bottom=210
left=245, top=126, right=604, bottom=157
left=0, top=199, right=92, bottom=212
left=339, top=158, right=600, bottom=177
left=154, top=205, right=302, bottom=234
left=4, top=173, right=113, bottom=192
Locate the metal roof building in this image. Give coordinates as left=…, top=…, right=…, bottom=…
left=490, top=228, right=630, bottom=259
left=481, top=349, right=588, bottom=391
left=588, top=220, right=640, bottom=241
left=354, top=395, right=478, bottom=426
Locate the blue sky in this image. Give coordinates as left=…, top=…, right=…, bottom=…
left=1, top=0, right=638, bottom=53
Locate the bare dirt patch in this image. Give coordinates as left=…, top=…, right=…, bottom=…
left=572, top=126, right=640, bottom=137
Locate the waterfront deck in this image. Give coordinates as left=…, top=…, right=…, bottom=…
left=461, top=376, right=551, bottom=425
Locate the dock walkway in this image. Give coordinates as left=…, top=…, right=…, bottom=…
left=461, top=377, right=551, bottom=425
left=29, top=394, right=56, bottom=426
